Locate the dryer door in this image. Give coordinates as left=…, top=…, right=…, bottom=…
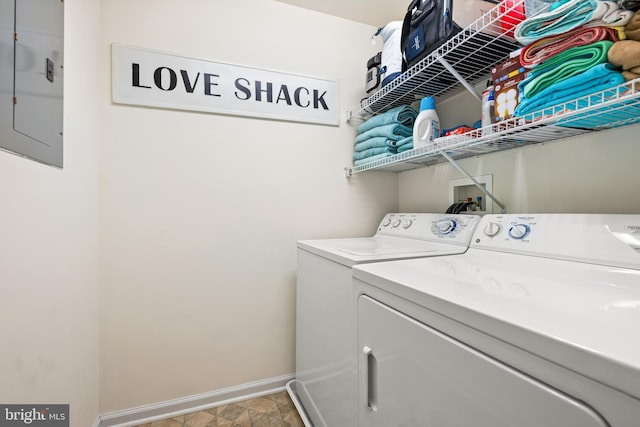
left=358, top=295, right=609, bottom=427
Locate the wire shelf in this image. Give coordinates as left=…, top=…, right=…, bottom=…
left=346, top=79, right=640, bottom=175
left=345, top=0, right=640, bottom=176
left=348, top=0, right=525, bottom=118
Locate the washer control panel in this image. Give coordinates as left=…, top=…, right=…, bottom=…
left=483, top=221, right=502, bottom=237
left=508, top=223, right=531, bottom=240
left=378, top=213, right=481, bottom=243
left=382, top=216, right=414, bottom=230
left=431, top=218, right=460, bottom=236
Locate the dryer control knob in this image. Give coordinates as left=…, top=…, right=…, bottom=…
left=391, top=219, right=401, bottom=228
left=402, top=218, right=413, bottom=229
left=382, top=217, right=391, bottom=227
left=484, top=222, right=502, bottom=237
left=433, top=219, right=457, bottom=235
left=509, top=224, right=531, bottom=240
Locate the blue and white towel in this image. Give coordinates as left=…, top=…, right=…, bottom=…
left=514, top=0, right=632, bottom=45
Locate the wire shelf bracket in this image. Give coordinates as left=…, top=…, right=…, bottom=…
left=439, top=149, right=507, bottom=214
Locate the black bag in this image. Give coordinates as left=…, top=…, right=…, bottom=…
left=365, top=52, right=382, bottom=93
left=401, top=0, right=462, bottom=71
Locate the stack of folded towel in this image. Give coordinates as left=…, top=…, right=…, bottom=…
left=514, top=0, right=633, bottom=44
left=353, top=105, right=417, bottom=166
left=608, top=10, right=640, bottom=81
left=513, top=0, right=634, bottom=118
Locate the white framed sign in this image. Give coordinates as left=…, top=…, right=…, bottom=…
left=111, top=44, right=339, bottom=126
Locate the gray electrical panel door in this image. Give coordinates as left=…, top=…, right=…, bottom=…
left=0, top=0, right=64, bottom=167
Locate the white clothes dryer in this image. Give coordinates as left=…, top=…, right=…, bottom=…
left=290, top=213, right=481, bottom=427
left=353, top=214, right=640, bottom=426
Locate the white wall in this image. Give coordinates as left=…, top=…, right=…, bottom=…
left=0, top=1, right=102, bottom=426
left=99, top=0, right=398, bottom=412
left=2, top=0, right=638, bottom=421
left=399, top=88, right=640, bottom=214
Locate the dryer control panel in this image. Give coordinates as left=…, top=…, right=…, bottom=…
left=377, top=213, right=481, bottom=244
left=471, top=214, right=640, bottom=270
left=481, top=216, right=536, bottom=241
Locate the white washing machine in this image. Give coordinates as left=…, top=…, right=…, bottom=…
left=353, top=214, right=640, bottom=426
left=289, top=213, right=481, bottom=427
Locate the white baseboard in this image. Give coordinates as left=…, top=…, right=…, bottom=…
left=97, top=373, right=295, bottom=427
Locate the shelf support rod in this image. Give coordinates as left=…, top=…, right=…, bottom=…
left=438, top=149, right=507, bottom=214
left=436, top=55, right=482, bottom=102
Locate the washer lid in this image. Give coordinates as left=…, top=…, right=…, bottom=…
left=298, top=235, right=467, bottom=266
left=353, top=249, right=640, bottom=400
left=333, top=237, right=440, bottom=256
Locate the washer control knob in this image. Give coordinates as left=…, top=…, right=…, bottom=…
left=391, top=219, right=401, bottom=228
left=509, top=224, right=531, bottom=240
left=382, top=217, right=391, bottom=227
left=401, top=218, right=413, bottom=229
left=433, top=219, right=457, bottom=235
left=484, top=222, right=502, bottom=237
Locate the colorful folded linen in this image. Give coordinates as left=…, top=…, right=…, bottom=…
left=520, top=40, right=613, bottom=99
left=515, top=63, right=625, bottom=116
left=520, top=26, right=620, bottom=68
left=356, top=105, right=418, bottom=134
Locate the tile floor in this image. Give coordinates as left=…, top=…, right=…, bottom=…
left=134, top=391, right=305, bottom=427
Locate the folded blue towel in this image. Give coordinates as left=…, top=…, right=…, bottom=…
left=357, top=106, right=418, bottom=134
left=354, top=136, right=389, bottom=152
left=515, top=63, right=625, bottom=116
left=353, top=147, right=391, bottom=161
left=354, top=123, right=413, bottom=144
left=514, top=0, right=598, bottom=44
left=397, top=142, right=415, bottom=153
left=386, top=136, right=413, bottom=153
left=353, top=152, right=394, bottom=166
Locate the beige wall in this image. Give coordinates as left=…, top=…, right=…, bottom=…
left=98, top=0, right=398, bottom=412
left=399, top=89, right=640, bottom=214
left=0, top=1, right=101, bottom=426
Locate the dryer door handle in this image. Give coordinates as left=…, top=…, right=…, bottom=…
left=363, top=346, right=378, bottom=412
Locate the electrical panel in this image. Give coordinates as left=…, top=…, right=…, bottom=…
left=0, top=0, right=64, bottom=167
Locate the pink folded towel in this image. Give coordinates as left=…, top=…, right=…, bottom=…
left=520, top=25, right=620, bottom=68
